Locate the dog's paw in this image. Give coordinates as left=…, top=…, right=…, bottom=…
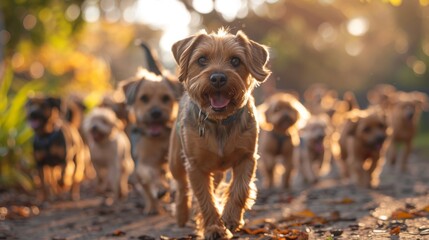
left=222, top=215, right=244, bottom=232
left=204, top=224, right=233, bottom=240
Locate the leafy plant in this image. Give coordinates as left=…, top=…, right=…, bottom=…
left=0, top=65, right=45, bottom=191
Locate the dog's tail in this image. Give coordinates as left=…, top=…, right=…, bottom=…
left=138, top=41, right=163, bottom=76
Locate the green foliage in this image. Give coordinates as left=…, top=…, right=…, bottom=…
left=0, top=66, right=45, bottom=190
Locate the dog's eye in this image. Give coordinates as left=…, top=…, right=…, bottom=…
left=140, top=95, right=149, bottom=103
left=378, top=123, right=386, bottom=129
left=363, top=126, right=371, bottom=133
left=230, top=57, right=241, bottom=67
left=161, top=95, right=171, bottom=103
left=198, top=56, right=208, bottom=66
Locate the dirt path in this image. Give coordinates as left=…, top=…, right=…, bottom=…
left=1, top=150, right=429, bottom=240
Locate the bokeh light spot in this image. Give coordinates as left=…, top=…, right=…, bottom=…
left=347, top=17, right=369, bottom=36
left=412, top=60, right=426, bottom=75
left=192, top=0, right=214, bottom=14
left=30, top=62, right=45, bottom=79
left=23, top=14, right=37, bottom=30
left=65, top=4, right=81, bottom=22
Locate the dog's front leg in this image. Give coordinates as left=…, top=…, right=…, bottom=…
left=222, top=156, right=257, bottom=232
left=188, top=168, right=232, bottom=240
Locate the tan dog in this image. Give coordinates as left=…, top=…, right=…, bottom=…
left=338, top=108, right=388, bottom=188
left=385, top=91, right=428, bottom=172
left=258, top=92, right=309, bottom=189
left=297, top=114, right=331, bottom=184
left=168, top=29, right=270, bottom=239
left=122, top=69, right=179, bottom=214
left=26, top=95, right=86, bottom=201
left=83, top=107, right=134, bottom=200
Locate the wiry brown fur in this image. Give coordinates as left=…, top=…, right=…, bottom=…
left=338, top=108, right=388, bottom=188
left=385, top=91, right=428, bottom=172
left=122, top=69, right=179, bottom=214
left=258, top=92, right=309, bottom=189
left=168, top=29, right=270, bottom=239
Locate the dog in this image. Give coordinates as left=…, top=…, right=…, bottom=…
left=83, top=107, right=134, bottom=200
left=26, top=95, right=86, bottom=201
left=122, top=68, right=179, bottom=214
left=297, top=113, right=331, bottom=184
left=258, top=92, right=309, bottom=189
left=337, top=108, right=388, bottom=188
left=168, top=29, right=270, bottom=239
left=385, top=91, right=428, bottom=172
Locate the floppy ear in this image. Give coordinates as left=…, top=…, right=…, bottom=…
left=413, top=91, right=429, bottom=111
left=120, top=78, right=143, bottom=106
left=236, top=31, right=271, bottom=83
left=163, top=73, right=184, bottom=100
left=171, top=31, right=206, bottom=82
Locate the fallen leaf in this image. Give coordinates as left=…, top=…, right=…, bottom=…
left=241, top=227, right=269, bottom=235
left=291, top=209, right=316, bottom=218
left=111, top=230, right=126, bottom=237
left=390, top=209, right=415, bottom=220
left=390, top=226, right=401, bottom=235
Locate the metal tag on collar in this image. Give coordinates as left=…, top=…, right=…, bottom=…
left=198, top=109, right=207, bottom=137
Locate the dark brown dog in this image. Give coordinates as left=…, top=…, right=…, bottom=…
left=168, top=29, right=270, bottom=239
left=338, top=108, right=388, bottom=188
left=385, top=91, right=428, bottom=172
left=26, top=95, right=86, bottom=201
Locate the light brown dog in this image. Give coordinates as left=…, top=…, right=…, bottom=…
left=83, top=107, right=134, bottom=200
left=258, top=92, right=309, bottom=189
left=168, top=29, right=270, bottom=239
left=122, top=69, right=179, bottom=214
left=385, top=91, right=428, bottom=172
left=338, top=108, right=388, bottom=188
left=297, top=114, right=331, bottom=184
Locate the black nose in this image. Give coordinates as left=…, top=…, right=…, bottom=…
left=210, top=73, right=227, bottom=88
left=91, top=125, right=98, bottom=132
left=375, top=134, right=386, bottom=144
left=150, top=108, right=162, bottom=119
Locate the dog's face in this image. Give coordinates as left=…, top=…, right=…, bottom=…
left=390, top=91, right=428, bottom=123
left=172, top=29, right=270, bottom=120
left=264, top=94, right=300, bottom=132
left=301, top=114, right=330, bottom=152
left=26, top=96, right=62, bottom=133
left=84, top=107, right=122, bottom=143
left=346, top=110, right=387, bottom=150
left=122, top=70, right=178, bottom=137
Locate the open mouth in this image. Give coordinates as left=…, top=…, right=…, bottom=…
left=28, top=118, right=42, bottom=129
left=147, top=123, right=164, bottom=137
left=209, top=92, right=231, bottom=112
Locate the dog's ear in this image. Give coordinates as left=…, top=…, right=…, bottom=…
left=172, top=31, right=206, bottom=82
left=412, top=91, right=429, bottom=111
left=236, top=31, right=271, bottom=83
left=120, top=78, right=143, bottom=106
left=163, top=73, right=184, bottom=100
left=47, top=97, right=62, bottom=110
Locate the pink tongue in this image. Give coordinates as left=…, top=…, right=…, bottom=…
left=148, top=124, right=163, bottom=136
left=29, top=119, right=40, bottom=129
left=210, top=94, right=230, bottom=109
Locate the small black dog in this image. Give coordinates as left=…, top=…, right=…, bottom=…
left=26, top=95, right=86, bottom=201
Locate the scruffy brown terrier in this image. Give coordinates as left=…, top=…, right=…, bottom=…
left=83, top=107, right=134, bottom=200
left=122, top=68, right=179, bottom=214
left=385, top=91, right=428, bottom=172
left=338, top=108, right=388, bottom=188
left=258, top=92, right=309, bottom=189
left=297, top=114, right=331, bottom=184
left=26, top=95, right=86, bottom=201
left=168, top=29, right=270, bottom=239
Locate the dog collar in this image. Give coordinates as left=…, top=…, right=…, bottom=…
left=197, top=107, right=245, bottom=137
